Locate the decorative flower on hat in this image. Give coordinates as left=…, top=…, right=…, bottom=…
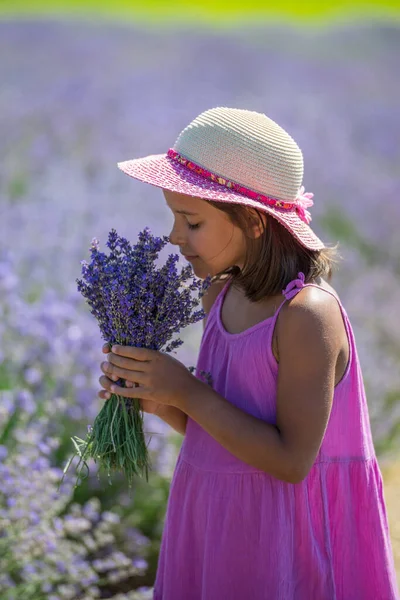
left=294, top=186, right=314, bottom=224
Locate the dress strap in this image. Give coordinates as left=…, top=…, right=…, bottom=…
left=270, top=272, right=308, bottom=322
left=282, top=271, right=307, bottom=300
left=271, top=271, right=353, bottom=386
left=282, top=271, right=341, bottom=304
left=202, top=276, right=231, bottom=336
left=272, top=271, right=342, bottom=325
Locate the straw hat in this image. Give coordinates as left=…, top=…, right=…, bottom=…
left=117, top=107, right=325, bottom=251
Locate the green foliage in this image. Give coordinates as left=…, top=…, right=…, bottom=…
left=375, top=419, right=400, bottom=455
left=0, top=0, right=399, bottom=26
left=8, top=173, right=28, bottom=201
left=0, top=363, right=14, bottom=390
left=320, top=206, right=385, bottom=265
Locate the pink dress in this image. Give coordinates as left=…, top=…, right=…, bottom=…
left=153, top=272, right=399, bottom=600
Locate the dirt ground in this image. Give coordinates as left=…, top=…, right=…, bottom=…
left=381, top=457, right=400, bottom=590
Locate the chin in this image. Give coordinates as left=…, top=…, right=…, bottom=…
left=191, top=263, right=212, bottom=280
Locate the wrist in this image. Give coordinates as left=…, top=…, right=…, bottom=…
left=175, top=376, right=203, bottom=413
left=154, top=404, right=171, bottom=418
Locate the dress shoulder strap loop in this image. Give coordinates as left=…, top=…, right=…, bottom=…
left=282, top=271, right=306, bottom=300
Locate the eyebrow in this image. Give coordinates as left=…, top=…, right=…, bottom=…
left=172, top=209, right=199, bottom=216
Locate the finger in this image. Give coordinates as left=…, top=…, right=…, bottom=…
left=98, top=381, right=138, bottom=401
left=98, top=381, right=133, bottom=400
left=99, top=375, right=115, bottom=391
left=107, top=352, right=149, bottom=373
left=99, top=375, right=142, bottom=397
left=105, top=379, right=145, bottom=399
left=102, top=343, right=111, bottom=353
left=100, top=365, right=118, bottom=382
left=98, top=374, right=127, bottom=389
left=111, top=345, right=153, bottom=362
left=98, top=389, right=112, bottom=400
left=100, top=361, right=145, bottom=385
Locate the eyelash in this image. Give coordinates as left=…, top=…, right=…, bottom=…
left=188, top=223, right=200, bottom=230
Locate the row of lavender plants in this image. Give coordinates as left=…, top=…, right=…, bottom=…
left=0, top=247, right=177, bottom=598
left=1, top=18, right=400, bottom=598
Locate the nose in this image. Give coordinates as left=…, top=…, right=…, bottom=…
left=168, top=223, right=185, bottom=247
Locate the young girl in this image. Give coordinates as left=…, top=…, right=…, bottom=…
left=99, top=107, right=399, bottom=599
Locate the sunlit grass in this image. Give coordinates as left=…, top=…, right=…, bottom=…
left=0, top=0, right=400, bottom=28
left=381, top=457, right=400, bottom=589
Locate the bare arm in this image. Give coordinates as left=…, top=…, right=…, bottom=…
left=156, top=405, right=187, bottom=436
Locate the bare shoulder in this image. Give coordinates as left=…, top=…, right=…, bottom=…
left=201, top=276, right=229, bottom=330
left=286, top=281, right=341, bottom=316
left=278, top=280, right=345, bottom=355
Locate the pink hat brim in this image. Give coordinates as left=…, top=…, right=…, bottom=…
left=117, top=153, right=325, bottom=251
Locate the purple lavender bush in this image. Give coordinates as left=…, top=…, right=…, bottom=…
left=0, top=253, right=185, bottom=600
left=0, top=387, right=155, bottom=600
left=61, top=228, right=211, bottom=489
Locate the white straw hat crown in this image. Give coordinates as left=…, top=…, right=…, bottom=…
left=174, top=107, right=304, bottom=203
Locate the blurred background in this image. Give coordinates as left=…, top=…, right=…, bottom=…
left=1, top=1, right=400, bottom=598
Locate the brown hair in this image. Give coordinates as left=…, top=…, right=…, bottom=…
left=206, top=201, right=343, bottom=303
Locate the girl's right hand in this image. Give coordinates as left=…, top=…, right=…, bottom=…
left=99, top=343, right=165, bottom=416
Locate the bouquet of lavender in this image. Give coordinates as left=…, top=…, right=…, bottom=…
left=59, top=227, right=211, bottom=490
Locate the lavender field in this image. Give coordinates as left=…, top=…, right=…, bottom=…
left=1, top=18, right=400, bottom=597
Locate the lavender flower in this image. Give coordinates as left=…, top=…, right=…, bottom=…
left=61, top=227, right=211, bottom=489
left=0, top=424, right=152, bottom=598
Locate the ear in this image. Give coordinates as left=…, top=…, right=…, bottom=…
left=248, top=210, right=267, bottom=240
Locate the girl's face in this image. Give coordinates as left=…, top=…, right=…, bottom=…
left=163, top=190, right=248, bottom=279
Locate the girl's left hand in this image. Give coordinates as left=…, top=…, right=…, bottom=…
left=99, top=345, right=198, bottom=409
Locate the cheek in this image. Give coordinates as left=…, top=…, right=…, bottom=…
left=194, top=223, right=237, bottom=264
